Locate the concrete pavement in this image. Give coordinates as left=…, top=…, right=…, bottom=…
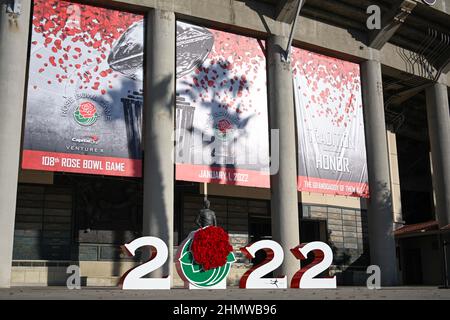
left=0, top=286, right=449, bottom=300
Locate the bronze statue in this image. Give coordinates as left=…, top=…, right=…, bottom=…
left=195, top=199, right=217, bottom=228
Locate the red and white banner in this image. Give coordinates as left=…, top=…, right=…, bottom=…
left=175, top=22, right=270, bottom=188
left=292, top=48, right=369, bottom=197
left=22, top=150, right=141, bottom=177
left=22, top=1, right=144, bottom=177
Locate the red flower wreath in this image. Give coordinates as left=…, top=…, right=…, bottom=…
left=191, top=226, right=233, bottom=271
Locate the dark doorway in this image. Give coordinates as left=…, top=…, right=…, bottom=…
left=249, top=217, right=271, bottom=242
left=248, top=216, right=271, bottom=267
left=300, top=219, right=327, bottom=243
left=404, top=248, right=423, bottom=285
left=396, top=134, right=434, bottom=225
left=300, top=219, right=328, bottom=268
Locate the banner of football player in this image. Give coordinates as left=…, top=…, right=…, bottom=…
left=175, top=22, right=270, bottom=188
left=292, top=48, right=369, bottom=198
left=22, top=0, right=144, bottom=177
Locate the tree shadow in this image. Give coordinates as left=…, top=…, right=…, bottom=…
left=327, top=208, right=371, bottom=286
left=175, top=23, right=268, bottom=188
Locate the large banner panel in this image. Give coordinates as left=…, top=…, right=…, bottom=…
left=175, top=22, right=270, bottom=188
left=292, top=48, right=369, bottom=197
left=22, top=0, right=144, bottom=177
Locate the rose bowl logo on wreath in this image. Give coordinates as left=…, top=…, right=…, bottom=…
left=177, top=226, right=236, bottom=288
left=74, top=101, right=99, bottom=126
left=214, top=118, right=236, bottom=141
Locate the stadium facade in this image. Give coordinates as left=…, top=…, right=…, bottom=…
left=0, top=0, right=449, bottom=288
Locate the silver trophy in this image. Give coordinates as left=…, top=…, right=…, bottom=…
left=108, top=20, right=144, bottom=81
left=109, top=20, right=144, bottom=159
left=176, top=22, right=214, bottom=164
left=109, top=21, right=215, bottom=164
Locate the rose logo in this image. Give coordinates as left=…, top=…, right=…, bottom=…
left=217, top=119, right=232, bottom=134
left=74, top=101, right=98, bottom=126
left=215, top=118, right=235, bottom=141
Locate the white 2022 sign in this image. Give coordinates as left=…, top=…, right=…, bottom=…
left=120, top=237, right=337, bottom=290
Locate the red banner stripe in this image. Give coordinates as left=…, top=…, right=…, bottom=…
left=22, top=150, right=142, bottom=177
left=298, top=176, right=369, bottom=198
left=176, top=164, right=271, bottom=188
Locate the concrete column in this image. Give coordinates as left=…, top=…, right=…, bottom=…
left=361, top=60, right=398, bottom=286
left=0, top=1, right=32, bottom=288
left=429, top=152, right=437, bottom=213
left=143, top=9, right=175, bottom=280
left=426, top=82, right=450, bottom=227
left=267, top=35, right=300, bottom=281
left=386, top=130, right=404, bottom=229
